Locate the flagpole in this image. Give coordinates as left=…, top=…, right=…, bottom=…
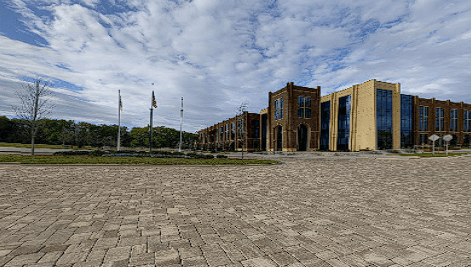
left=179, top=97, right=183, bottom=152
left=117, top=90, right=121, bottom=151
left=150, top=91, right=154, bottom=152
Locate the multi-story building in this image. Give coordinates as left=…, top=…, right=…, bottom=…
left=263, top=82, right=321, bottom=152
left=197, top=111, right=260, bottom=151
left=414, top=97, right=471, bottom=148
left=320, top=79, right=402, bottom=151
left=197, top=79, right=471, bottom=151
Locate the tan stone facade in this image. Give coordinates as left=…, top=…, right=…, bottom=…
left=321, top=79, right=401, bottom=151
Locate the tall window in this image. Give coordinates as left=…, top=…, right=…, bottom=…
left=220, top=126, right=224, bottom=141
left=419, top=106, right=428, bottom=131
left=401, top=95, right=414, bottom=148
left=320, top=101, right=330, bottom=150
left=252, top=120, right=259, bottom=138
left=435, top=108, right=444, bottom=131
left=337, top=95, right=351, bottom=151
left=298, top=97, right=311, bottom=118
left=450, top=109, right=458, bottom=132
left=274, top=98, right=284, bottom=120
left=377, top=89, right=393, bottom=150
left=464, top=110, right=471, bottom=132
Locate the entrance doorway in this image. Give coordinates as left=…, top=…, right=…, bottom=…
left=276, top=126, right=283, bottom=151
left=297, top=124, right=308, bottom=151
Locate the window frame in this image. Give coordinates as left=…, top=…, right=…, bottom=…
left=419, top=106, right=428, bottom=131
left=274, top=98, right=284, bottom=120
left=435, top=107, right=444, bottom=132
left=297, top=96, right=312, bottom=119
left=450, top=109, right=458, bottom=132
left=464, top=110, right=471, bottom=132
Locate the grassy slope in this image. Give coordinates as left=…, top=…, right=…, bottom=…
left=0, top=143, right=95, bottom=149
left=0, top=155, right=279, bottom=165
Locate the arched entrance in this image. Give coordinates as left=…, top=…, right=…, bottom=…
left=297, top=124, right=308, bottom=151
left=275, top=126, right=283, bottom=151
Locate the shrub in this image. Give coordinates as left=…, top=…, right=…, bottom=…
left=53, top=150, right=90, bottom=156
left=216, top=154, right=227, bottom=158
left=90, top=150, right=106, bottom=156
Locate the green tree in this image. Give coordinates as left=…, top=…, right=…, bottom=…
left=0, top=116, right=16, bottom=142
left=130, top=126, right=149, bottom=148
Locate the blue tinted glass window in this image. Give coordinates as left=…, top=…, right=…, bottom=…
left=274, top=98, right=284, bottom=120
left=450, top=109, right=458, bottom=132
left=252, top=120, right=259, bottom=138
left=377, top=89, right=393, bottom=150
left=298, top=97, right=304, bottom=107
left=321, top=101, right=330, bottom=150
left=337, top=95, right=351, bottom=151
left=464, top=110, right=471, bottom=132
left=435, top=108, right=444, bottom=131
left=401, top=94, right=414, bottom=148
left=298, top=97, right=311, bottom=118
left=419, top=106, right=428, bottom=131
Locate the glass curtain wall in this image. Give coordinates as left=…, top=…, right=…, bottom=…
left=320, top=101, right=330, bottom=150
left=377, top=89, right=393, bottom=150
left=401, top=94, right=414, bottom=148
left=337, top=96, right=351, bottom=151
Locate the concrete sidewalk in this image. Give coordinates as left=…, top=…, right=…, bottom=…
left=0, top=157, right=470, bottom=266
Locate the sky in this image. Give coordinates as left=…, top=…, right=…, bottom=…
left=1, top=0, right=471, bottom=133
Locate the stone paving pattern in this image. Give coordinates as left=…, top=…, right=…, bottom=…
left=0, top=157, right=470, bottom=267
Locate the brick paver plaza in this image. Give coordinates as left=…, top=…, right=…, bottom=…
left=1, top=157, right=470, bottom=267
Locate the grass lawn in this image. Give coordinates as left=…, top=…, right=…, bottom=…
left=0, top=143, right=96, bottom=150
left=397, top=152, right=471, bottom=157
left=0, top=155, right=279, bottom=165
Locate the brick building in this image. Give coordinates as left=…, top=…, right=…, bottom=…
left=197, top=111, right=261, bottom=151
left=197, top=79, right=471, bottom=151
left=414, top=97, right=471, bottom=148
left=264, top=82, right=321, bottom=152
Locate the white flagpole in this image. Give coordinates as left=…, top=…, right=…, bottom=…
left=179, top=97, right=183, bottom=152
left=117, top=90, right=121, bottom=151
left=150, top=90, right=154, bottom=152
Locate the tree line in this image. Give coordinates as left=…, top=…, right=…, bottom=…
left=0, top=116, right=198, bottom=149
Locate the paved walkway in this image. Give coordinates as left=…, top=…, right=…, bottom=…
left=0, top=157, right=470, bottom=267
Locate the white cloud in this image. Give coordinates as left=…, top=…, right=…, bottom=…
left=1, top=0, right=471, bottom=132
